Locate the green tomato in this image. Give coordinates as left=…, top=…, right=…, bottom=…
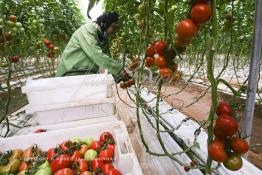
left=138, top=3, right=147, bottom=15
left=134, top=13, right=142, bottom=22
left=72, top=137, right=82, bottom=143
left=20, top=28, right=25, bottom=33
left=223, top=155, right=243, bottom=171
left=32, top=19, right=38, bottom=24
left=39, top=19, right=44, bottom=23
left=12, top=27, right=18, bottom=33
left=0, top=19, right=3, bottom=24
left=0, top=25, right=3, bottom=31
left=38, top=161, right=50, bottom=169
left=34, top=168, right=52, bottom=175
left=84, top=149, right=98, bottom=161
left=7, top=20, right=15, bottom=27
left=16, top=22, right=22, bottom=28
left=83, top=137, right=94, bottom=146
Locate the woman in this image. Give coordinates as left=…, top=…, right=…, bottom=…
left=56, top=12, right=128, bottom=82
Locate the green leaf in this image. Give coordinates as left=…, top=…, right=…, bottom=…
left=87, top=0, right=100, bottom=13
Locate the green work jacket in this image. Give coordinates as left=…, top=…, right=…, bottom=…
left=56, top=20, right=122, bottom=77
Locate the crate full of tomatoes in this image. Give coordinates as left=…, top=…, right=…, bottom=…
left=0, top=121, right=143, bottom=175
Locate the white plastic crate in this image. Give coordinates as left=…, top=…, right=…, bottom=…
left=26, top=98, right=116, bottom=125
left=22, top=74, right=114, bottom=108
left=0, top=121, right=143, bottom=175
left=15, top=115, right=118, bottom=136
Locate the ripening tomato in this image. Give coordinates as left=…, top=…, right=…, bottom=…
left=108, top=168, right=121, bottom=175
left=174, top=36, right=191, bottom=47
left=99, top=149, right=114, bottom=163
left=223, top=154, right=243, bottom=171
left=47, top=148, right=57, bottom=162
left=51, top=154, right=72, bottom=173
left=216, top=102, right=232, bottom=116
left=190, top=3, right=211, bottom=25
left=155, top=56, right=167, bottom=68
left=23, top=146, right=42, bottom=160
left=89, top=141, right=102, bottom=152
left=146, top=46, right=156, bottom=57
left=8, top=15, right=17, bottom=22
left=215, top=114, right=238, bottom=137
left=126, top=79, right=135, bottom=87
left=70, top=151, right=82, bottom=162
left=154, top=40, right=167, bottom=55
left=79, top=145, right=89, bottom=156
left=60, top=140, right=73, bottom=151
left=19, top=161, right=28, bottom=172
left=99, top=132, right=113, bottom=142
left=90, top=159, right=104, bottom=172
left=80, top=171, right=92, bottom=175
left=145, top=57, right=155, bottom=67
left=230, top=137, right=249, bottom=154
left=159, top=67, right=173, bottom=79
left=208, top=140, right=228, bottom=162
left=176, top=19, right=197, bottom=40
left=5, top=32, right=13, bottom=41
left=102, top=163, right=114, bottom=174
left=10, top=56, right=19, bottom=63
left=54, top=168, right=74, bottom=175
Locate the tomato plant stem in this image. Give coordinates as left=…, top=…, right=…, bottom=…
left=206, top=0, right=219, bottom=173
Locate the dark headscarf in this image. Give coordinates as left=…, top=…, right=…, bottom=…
left=96, top=12, right=119, bottom=32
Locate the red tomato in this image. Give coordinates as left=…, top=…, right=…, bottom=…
left=176, top=19, right=197, bottom=40
left=19, top=161, right=28, bottom=172
left=107, top=144, right=115, bottom=152
left=102, top=163, right=114, bottom=174
left=154, top=40, right=167, bottom=55
left=34, top=129, right=47, bottom=133
left=80, top=171, right=92, bottom=175
left=155, top=56, right=167, bottom=68
left=145, top=57, right=155, bottom=67
left=190, top=3, right=211, bottom=25
left=174, top=36, right=191, bottom=47
left=48, top=44, right=55, bottom=50
left=89, top=141, right=102, bottom=152
left=108, top=168, right=122, bottom=175
left=43, top=38, right=51, bottom=47
left=230, top=137, right=249, bottom=154
left=214, top=125, right=227, bottom=139
left=126, top=79, right=135, bottom=87
left=216, top=102, right=232, bottom=116
left=70, top=151, right=82, bottom=162
left=10, top=56, right=19, bottom=63
left=79, top=145, right=89, bottom=156
left=208, top=140, right=228, bottom=162
left=90, top=159, right=104, bottom=172
left=47, top=148, right=57, bottom=162
left=51, top=154, right=72, bottom=173
left=54, top=168, right=74, bottom=175
left=100, top=132, right=113, bottom=143
left=146, top=46, right=156, bottom=57
left=159, top=67, right=173, bottom=79
left=72, top=159, right=88, bottom=173
left=99, top=149, right=114, bottom=163
left=60, top=140, right=73, bottom=151
left=215, top=114, right=238, bottom=137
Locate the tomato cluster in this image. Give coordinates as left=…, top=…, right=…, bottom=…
left=208, top=102, right=249, bottom=171
left=145, top=40, right=182, bottom=82
left=174, top=1, right=211, bottom=53
left=43, top=38, right=59, bottom=59
left=0, top=132, right=121, bottom=175
left=0, top=15, right=25, bottom=44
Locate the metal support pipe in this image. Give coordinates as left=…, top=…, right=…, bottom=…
left=242, top=0, right=262, bottom=143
